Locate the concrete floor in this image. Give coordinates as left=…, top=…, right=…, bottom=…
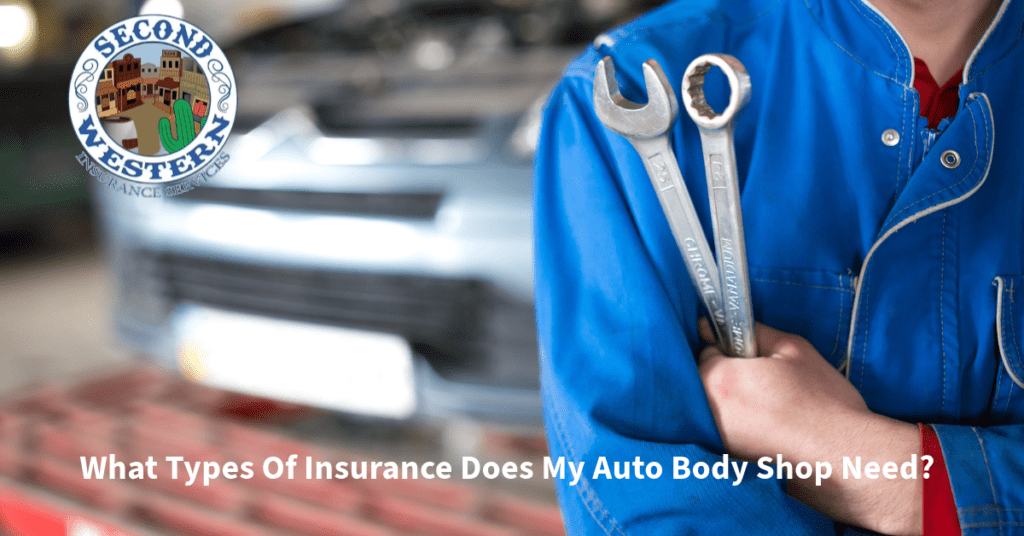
left=0, top=249, right=129, bottom=393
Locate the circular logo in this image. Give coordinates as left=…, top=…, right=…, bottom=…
left=68, top=15, right=236, bottom=190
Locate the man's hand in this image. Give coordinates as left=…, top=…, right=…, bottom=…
left=697, top=320, right=923, bottom=536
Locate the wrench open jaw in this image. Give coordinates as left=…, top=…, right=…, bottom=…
left=593, top=57, right=729, bottom=347
left=593, top=58, right=678, bottom=140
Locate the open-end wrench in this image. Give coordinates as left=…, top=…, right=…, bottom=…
left=593, top=57, right=728, bottom=344
left=681, top=54, right=756, bottom=358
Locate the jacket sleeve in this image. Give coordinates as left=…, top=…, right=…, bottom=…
left=533, top=61, right=834, bottom=535
left=932, top=424, right=1024, bottom=535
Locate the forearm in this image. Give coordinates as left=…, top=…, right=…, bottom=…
left=698, top=324, right=924, bottom=535
left=787, top=413, right=922, bottom=536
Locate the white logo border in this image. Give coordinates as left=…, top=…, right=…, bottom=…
left=68, top=15, right=236, bottom=187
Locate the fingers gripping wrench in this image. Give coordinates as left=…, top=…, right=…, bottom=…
left=593, top=58, right=728, bottom=347
left=593, top=55, right=756, bottom=358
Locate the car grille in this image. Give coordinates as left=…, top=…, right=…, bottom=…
left=173, top=188, right=444, bottom=219
left=135, top=252, right=538, bottom=387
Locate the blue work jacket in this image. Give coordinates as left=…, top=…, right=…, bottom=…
left=534, top=0, right=1024, bottom=533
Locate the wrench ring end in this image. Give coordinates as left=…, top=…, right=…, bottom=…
left=681, top=54, right=751, bottom=130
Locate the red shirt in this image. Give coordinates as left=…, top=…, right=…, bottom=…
left=913, top=57, right=963, bottom=536
left=915, top=58, right=962, bottom=129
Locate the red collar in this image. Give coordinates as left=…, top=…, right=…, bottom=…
left=913, top=58, right=963, bottom=129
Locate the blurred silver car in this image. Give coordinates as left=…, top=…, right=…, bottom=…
left=93, top=3, right=580, bottom=424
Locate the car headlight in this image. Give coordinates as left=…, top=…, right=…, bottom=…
left=0, top=1, right=37, bottom=67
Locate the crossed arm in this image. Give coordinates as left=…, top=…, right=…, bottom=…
left=697, top=319, right=923, bottom=535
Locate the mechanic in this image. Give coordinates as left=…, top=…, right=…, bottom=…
left=533, top=0, right=1020, bottom=534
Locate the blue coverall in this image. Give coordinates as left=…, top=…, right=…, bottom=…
left=533, top=0, right=1024, bottom=533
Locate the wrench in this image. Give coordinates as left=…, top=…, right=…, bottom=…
left=681, top=54, right=756, bottom=358
left=593, top=57, right=728, bottom=344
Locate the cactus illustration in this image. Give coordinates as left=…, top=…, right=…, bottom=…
left=159, top=99, right=206, bottom=153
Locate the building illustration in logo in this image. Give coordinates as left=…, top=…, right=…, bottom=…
left=70, top=15, right=236, bottom=196
left=141, top=62, right=158, bottom=98
left=96, top=74, right=116, bottom=117
left=159, top=49, right=181, bottom=81
left=111, top=53, right=143, bottom=113
left=181, top=57, right=210, bottom=119
left=93, top=46, right=211, bottom=157
left=155, top=75, right=180, bottom=108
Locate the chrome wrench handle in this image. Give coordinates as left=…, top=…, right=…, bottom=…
left=681, top=54, right=756, bottom=358
left=629, top=134, right=726, bottom=334
left=593, top=58, right=728, bottom=342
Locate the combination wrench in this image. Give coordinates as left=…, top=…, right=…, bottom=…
left=593, top=55, right=756, bottom=357
left=681, top=54, right=756, bottom=358
left=593, top=57, right=728, bottom=345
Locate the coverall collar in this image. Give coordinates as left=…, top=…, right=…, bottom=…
left=961, top=0, right=1024, bottom=86
left=802, top=0, right=1022, bottom=90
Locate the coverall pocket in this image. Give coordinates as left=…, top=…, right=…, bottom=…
left=993, top=275, right=1024, bottom=422
left=748, top=266, right=854, bottom=368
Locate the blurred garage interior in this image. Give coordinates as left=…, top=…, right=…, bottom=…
left=0, top=0, right=667, bottom=534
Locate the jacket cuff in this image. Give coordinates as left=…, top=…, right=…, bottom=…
left=921, top=424, right=961, bottom=536
left=931, top=424, right=1024, bottom=534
